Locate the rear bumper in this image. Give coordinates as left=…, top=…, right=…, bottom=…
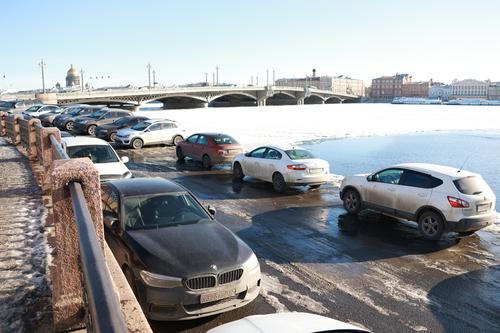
left=285, top=174, right=330, bottom=186
left=447, top=213, right=496, bottom=232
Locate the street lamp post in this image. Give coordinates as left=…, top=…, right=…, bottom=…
left=266, top=69, right=269, bottom=87
left=152, top=70, right=156, bottom=88
left=147, top=62, right=152, bottom=89
left=216, top=66, right=219, bottom=86
left=38, top=59, right=46, bottom=93
left=80, top=69, right=85, bottom=92
left=272, top=69, right=275, bottom=86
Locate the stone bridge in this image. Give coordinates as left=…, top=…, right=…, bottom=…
left=56, top=85, right=360, bottom=108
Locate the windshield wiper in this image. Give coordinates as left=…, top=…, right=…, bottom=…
left=472, top=191, right=483, bottom=195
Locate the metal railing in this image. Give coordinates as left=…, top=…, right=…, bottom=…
left=49, top=134, right=128, bottom=333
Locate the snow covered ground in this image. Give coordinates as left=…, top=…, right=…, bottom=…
left=137, top=103, right=500, bottom=148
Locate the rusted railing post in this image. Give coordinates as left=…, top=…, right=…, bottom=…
left=5, top=114, right=21, bottom=145
left=48, top=158, right=104, bottom=332
left=38, top=127, right=61, bottom=172
left=0, top=111, right=6, bottom=136
left=19, top=118, right=42, bottom=160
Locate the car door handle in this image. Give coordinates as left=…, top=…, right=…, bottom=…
left=387, top=188, right=396, bottom=192
left=417, top=193, right=427, bottom=197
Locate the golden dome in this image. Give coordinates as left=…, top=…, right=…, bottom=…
left=67, top=65, right=79, bottom=77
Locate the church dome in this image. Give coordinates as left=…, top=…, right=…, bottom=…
left=67, top=65, right=79, bottom=77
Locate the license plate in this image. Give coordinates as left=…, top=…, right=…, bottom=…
left=309, top=168, right=323, bottom=174
left=477, top=203, right=490, bottom=213
left=200, top=289, right=235, bottom=304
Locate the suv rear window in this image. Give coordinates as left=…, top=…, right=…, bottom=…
left=453, top=176, right=488, bottom=195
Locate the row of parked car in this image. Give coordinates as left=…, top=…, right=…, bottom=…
left=9, top=101, right=496, bottom=328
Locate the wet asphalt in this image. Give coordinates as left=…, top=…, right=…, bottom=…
left=116, top=145, right=500, bottom=333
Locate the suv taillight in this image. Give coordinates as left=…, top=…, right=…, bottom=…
left=447, top=196, right=469, bottom=208
left=287, top=164, right=307, bottom=171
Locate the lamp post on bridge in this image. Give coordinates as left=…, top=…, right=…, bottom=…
left=147, top=62, right=152, bottom=89
left=152, top=70, right=156, bottom=88
left=215, top=66, right=219, bottom=86
left=80, top=69, right=85, bottom=92
left=266, top=69, right=269, bottom=87
left=38, top=59, right=46, bottom=94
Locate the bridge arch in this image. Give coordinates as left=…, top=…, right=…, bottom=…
left=266, top=92, right=297, bottom=106
left=304, top=94, right=325, bottom=104
left=209, top=92, right=257, bottom=107
left=325, top=96, right=344, bottom=104
left=144, top=94, right=208, bottom=109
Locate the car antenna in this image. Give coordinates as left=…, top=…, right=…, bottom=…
left=458, top=154, right=472, bottom=173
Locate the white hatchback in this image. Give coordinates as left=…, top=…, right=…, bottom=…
left=61, top=136, right=132, bottom=181
left=340, top=163, right=497, bottom=239
left=115, top=119, right=185, bottom=149
left=232, top=146, right=330, bottom=192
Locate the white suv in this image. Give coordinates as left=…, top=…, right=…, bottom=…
left=115, top=119, right=185, bottom=149
left=340, top=163, right=496, bottom=240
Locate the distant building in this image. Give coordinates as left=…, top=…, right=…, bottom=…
left=66, top=64, right=81, bottom=87
left=370, top=73, right=412, bottom=99
left=275, top=70, right=364, bottom=96
left=488, top=82, right=500, bottom=100
left=428, top=84, right=452, bottom=101
left=451, top=79, right=489, bottom=99
left=402, top=81, right=430, bottom=98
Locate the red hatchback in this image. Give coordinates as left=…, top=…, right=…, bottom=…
left=176, top=133, right=245, bottom=169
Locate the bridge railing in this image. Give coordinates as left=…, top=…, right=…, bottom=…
left=0, top=111, right=144, bottom=332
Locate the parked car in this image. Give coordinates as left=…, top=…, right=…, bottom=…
left=115, top=119, right=185, bottom=149
left=53, top=105, right=107, bottom=131
left=100, top=177, right=261, bottom=320
left=61, top=136, right=132, bottom=181
left=340, top=163, right=497, bottom=240
left=0, top=99, right=40, bottom=113
left=39, top=105, right=80, bottom=126
left=176, top=133, right=245, bottom=169
left=95, top=115, right=149, bottom=142
left=207, top=312, right=371, bottom=333
left=71, top=108, right=132, bottom=136
left=22, top=104, right=62, bottom=118
left=232, top=146, right=330, bottom=192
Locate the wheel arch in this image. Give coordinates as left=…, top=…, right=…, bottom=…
left=415, top=205, right=447, bottom=224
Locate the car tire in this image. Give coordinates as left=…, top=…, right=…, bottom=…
left=173, top=135, right=183, bottom=146
left=109, top=132, right=117, bottom=142
left=202, top=154, right=211, bottom=170
left=342, top=188, right=361, bottom=214
left=87, top=124, right=97, bottom=136
left=131, top=138, right=144, bottom=149
left=272, top=172, right=286, bottom=193
left=418, top=210, right=445, bottom=240
left=176, top=146, right=185, bottom=162
left=233, top=162, right=244, bottom=180
left=65, top=121, right=74, bottom=131
left=309, top=184, right=321, bottom=190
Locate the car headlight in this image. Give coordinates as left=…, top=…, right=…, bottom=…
left=242, top=253, right=260, bottom=271
left=139, top=270, right=183, bottom=288
left=122, top=171, right=133, bottom=179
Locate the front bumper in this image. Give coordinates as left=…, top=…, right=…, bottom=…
left=138, top=266, right=261, bottom=321
left=116, top=137, right=132, bottom=145
left=446, top=213, right=496, bottom=232
left=95, top=129, right=110, bottom=140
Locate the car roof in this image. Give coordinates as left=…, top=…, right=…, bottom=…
left=392, top=163, right=477, bottom=178
left=192, top=132, right=234, bottom=137
left=144, top=118, right=177, bottom=123
left=105, top=177, right=186, bottom=197
left=251, top=145, right=304, bottom=152
left=61, top=136, right=110, bottom=147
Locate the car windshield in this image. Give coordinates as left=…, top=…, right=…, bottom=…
left=453, top=176, right=489, bottom=195
left=124, top=192, right=210, bottom=230
left=131, top=121, right=151, bottom=131
left=89, top=110, right=107, bottom=119
left=213, top=135, right=238, bottom=144
left=113, top=117, right=132, bottom=126
left=66, top=145, right=119, bottom=163
left=0, top=101, right=16, bottom=108
left=24, top=105, right=43, bottom=113
left=67, top=107, right=84, bottom=115
left=285, top=149, right=316, bottom=160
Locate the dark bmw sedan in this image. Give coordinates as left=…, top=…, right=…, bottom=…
left=100, top=178, right=261, bottom=320
left=95, top=115, right=149, bottom=142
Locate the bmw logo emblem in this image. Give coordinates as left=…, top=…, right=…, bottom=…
left=210, top=264, right=218, bottom=271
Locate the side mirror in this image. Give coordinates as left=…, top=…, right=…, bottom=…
left=103, top=214, right=119, bottom=230
left=367, top=175, right=373, bottom=182
left=207, top=205, right=216, bottom=216
left=144, top=129, right=150, bottom=132
left=244, top=153, right=250, bottom=157
left=120, top=156, right=129, bottom=163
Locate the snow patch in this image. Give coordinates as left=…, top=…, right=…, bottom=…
left=260, top=273, right=329, bottom=314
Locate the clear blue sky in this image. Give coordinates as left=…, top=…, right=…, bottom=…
left=1, top=0, right=499, bottom=90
